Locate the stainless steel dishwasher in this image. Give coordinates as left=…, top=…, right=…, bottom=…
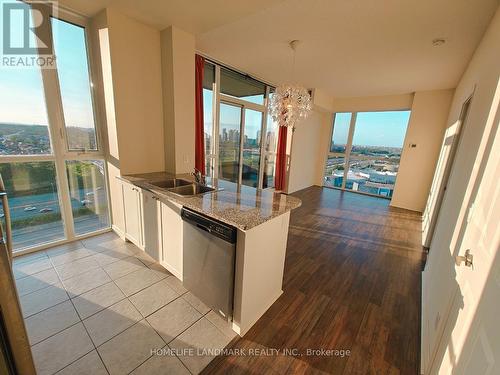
left=181, top=208, right=237, bottom=319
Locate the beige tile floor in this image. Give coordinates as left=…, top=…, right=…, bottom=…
left=13, top=232, right=236, bottom=375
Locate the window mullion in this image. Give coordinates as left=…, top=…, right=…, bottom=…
left=342, top=112, right=357, bottom=190
left=237, top=105, right=245, bottom=186
left=36, top=13, right=76, bottom=240
left=82, top=27, right=103, bottom=153
left=213, top=65, right=221, bottom=181
left=0, top=155, right=56, bottom=163
left=70, top=151, right=106, bottom=160
left=258, top=86, right=270, bottom=189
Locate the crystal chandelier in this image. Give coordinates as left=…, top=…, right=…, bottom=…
left=269, top=40, right=312, bottom=129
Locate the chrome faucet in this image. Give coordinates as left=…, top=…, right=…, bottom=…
left=192, top=168, right=205, bottom=185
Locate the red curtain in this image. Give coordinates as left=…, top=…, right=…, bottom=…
left=274, top=126, right=288, bottom=191
left=195, top=54, right=205, bottom=175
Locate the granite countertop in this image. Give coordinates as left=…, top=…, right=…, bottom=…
left=118, top=172, right=301, bottom=231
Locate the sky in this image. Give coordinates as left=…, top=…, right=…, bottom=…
left=333, top=111, right=411, bottom=148
left=0, top=4, right=95, bottom=128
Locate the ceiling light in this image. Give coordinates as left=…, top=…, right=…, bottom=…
left=432, top=38, right=446, bottom=46
left=269, top=40, right=312, bottom=129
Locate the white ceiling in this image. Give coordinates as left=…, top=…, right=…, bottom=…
left=58, top=0, right=286, bottom=33
left=59, top=0, right=499, bottom=97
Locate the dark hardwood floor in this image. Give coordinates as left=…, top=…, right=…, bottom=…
left=203, top=186, right=424, bottom=375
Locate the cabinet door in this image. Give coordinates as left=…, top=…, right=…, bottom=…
left=140, top=190, right=161, bottom=261
left=122, top=182, right=142, bottom=247
left=160, top=201, right=183, bottom=280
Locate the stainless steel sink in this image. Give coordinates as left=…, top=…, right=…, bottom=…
left=168, top=183, right=216, bottom=196
left=149, top=179, right=192, bottom=189
left=147, top=178, right=217, bottom=197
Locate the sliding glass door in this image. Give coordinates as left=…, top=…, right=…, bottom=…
left=218, top=103, right=242, bottom=183
left=0, top=3, right=110, bottom=252
left=217, top=102, right=264, bottom=187
left=203, top=61, right=276, bottom=189
left=262, top=113, right=279, bottom=188
left=324, top=111, right=411, bottom=198
left=242, top=109, right=263, bottom=187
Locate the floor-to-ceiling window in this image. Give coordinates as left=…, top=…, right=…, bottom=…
left=0, top=3, right=110, bottom=252
left=202, top=61, right=276, bottom=189
left=324, top=110, right=411, bottom=198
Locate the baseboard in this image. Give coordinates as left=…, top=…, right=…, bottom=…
left=233, top=289, right=283, bottom=336
left=160, top=261, right=182, bottom=281
left=112, top=225, right=125, bottom=240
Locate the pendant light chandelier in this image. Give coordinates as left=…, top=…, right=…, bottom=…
left=269, top=40, right=312, bottom=129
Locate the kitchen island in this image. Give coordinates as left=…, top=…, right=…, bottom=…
left=117, top=172, right=301, bottom=335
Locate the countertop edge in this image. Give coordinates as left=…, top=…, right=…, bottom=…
left=117, top=174, right=301, bottom=231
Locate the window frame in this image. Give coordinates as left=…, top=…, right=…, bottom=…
left=47, top=12, right=105, bottom=159
left=50, top=16, right=102, bottom=155
left=204, top=60, right=274, bottom=189
left=324, top=110, right=411, bottom=199
left=326, top=112, right=357, bottom=189
left=0, top=4, right=111, bottom=254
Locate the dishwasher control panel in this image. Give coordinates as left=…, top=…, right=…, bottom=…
left=181, top=208, right=237, bottom=244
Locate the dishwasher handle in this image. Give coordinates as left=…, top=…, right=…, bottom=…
left=195, top=223, right=211, bottom=233
left=181, top=208, right=237, bottom=244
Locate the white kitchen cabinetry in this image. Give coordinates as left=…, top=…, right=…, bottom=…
left=119, top=179, right=184, bottom=279
left=118, top=179, right=296, bottom=338
left=140, top=190, right=162, bottom=261
left=121, top=181, right=143, bottom=247
left=160, top=200, right=183, bottom=280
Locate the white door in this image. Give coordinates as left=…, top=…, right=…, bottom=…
left=122, top=182, right=142, bottom=247
left=141, top=190, right=161, bottom=261
left=429, top=124, right=499, bottom=373
left=423, top=98, right=471, bottom=248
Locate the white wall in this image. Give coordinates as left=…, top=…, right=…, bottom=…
left=332, top=93, right=414, bottom=112
left=106, top=8, right=165, bottom=175
left=287, top=110, right=330, bottom=193
left=161, top=26, right=196, bottom=174
left=391, top=90, right=454, bottom=212
left=89, top=10, right=124, bottom=233
left=90, top=8, right=165, bottom=233
left=421, top=6, right=500, bottom=372
left=312, top=88, right=334, bottom=112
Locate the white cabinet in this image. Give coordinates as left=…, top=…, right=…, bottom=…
left=140, top=190, right=162, bottom=261
left=121, top=181, right=143, bottom=247
left=160, top=201, right=183, bottom=280
left=119, top=179, right=184, bottom=279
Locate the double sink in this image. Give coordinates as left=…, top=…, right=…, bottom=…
left=148, top=178, right=216, bottom=197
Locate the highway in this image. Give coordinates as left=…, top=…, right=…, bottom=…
left=11, top=214, right=109, bottom=251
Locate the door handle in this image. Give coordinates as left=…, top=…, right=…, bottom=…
left=456, top=249, right=474, bottom=268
